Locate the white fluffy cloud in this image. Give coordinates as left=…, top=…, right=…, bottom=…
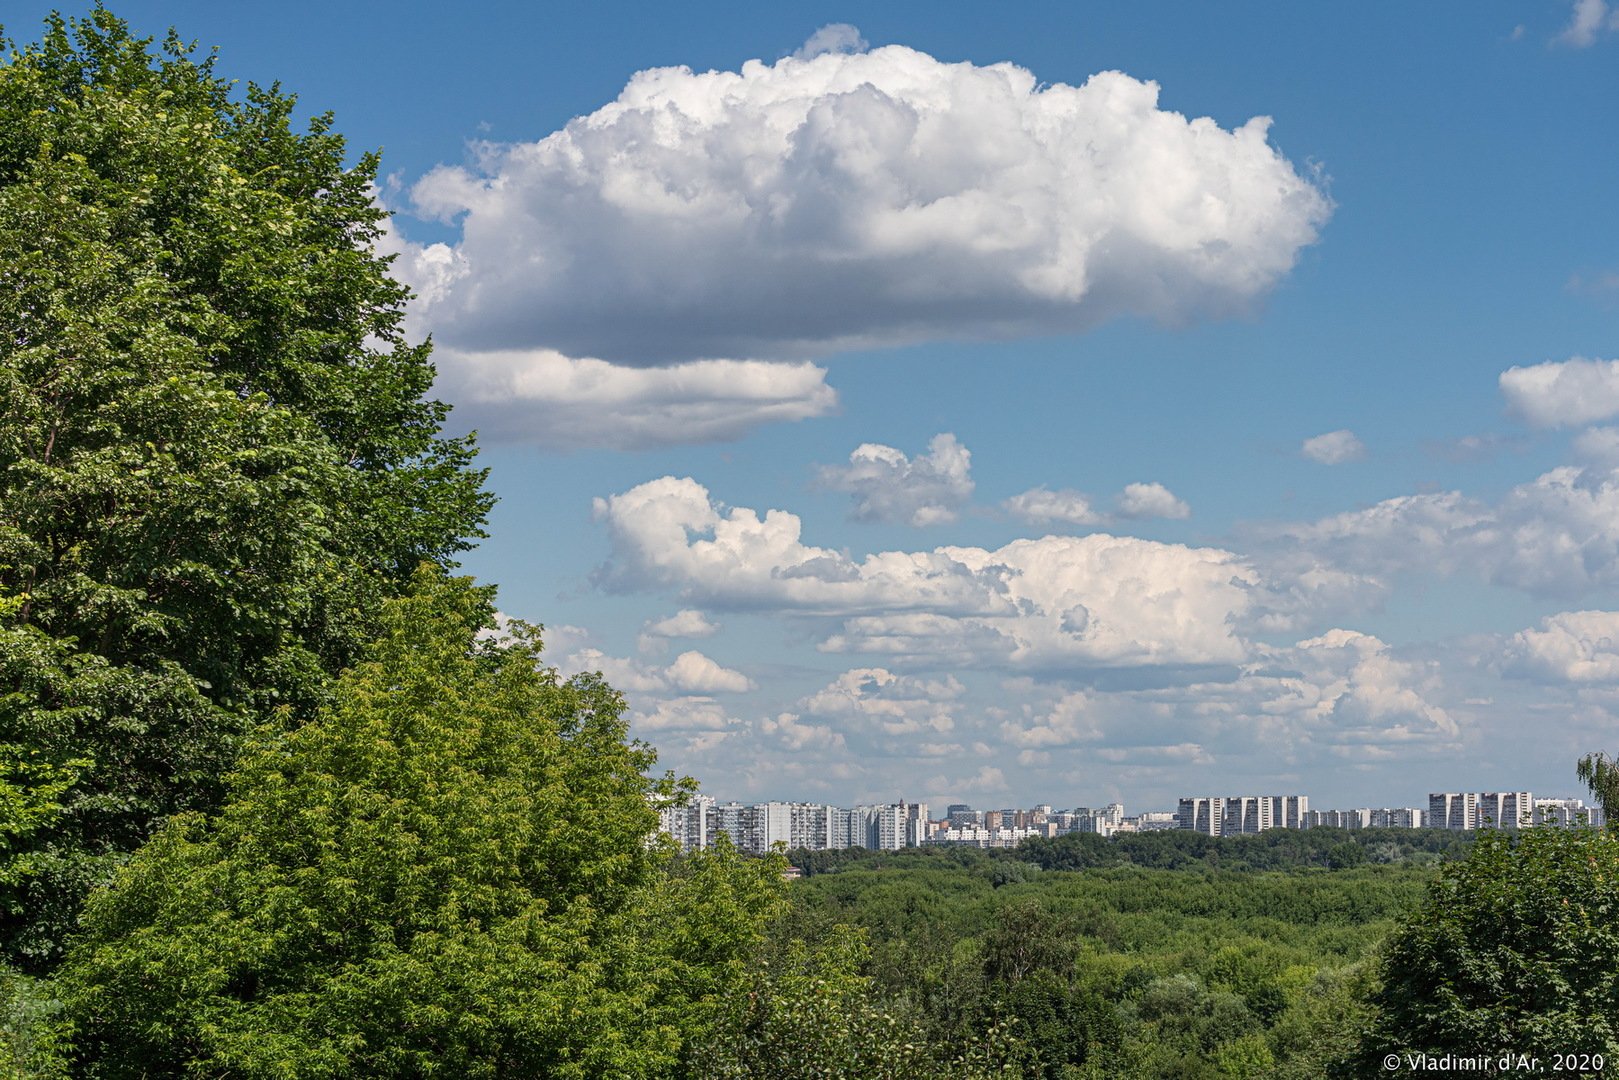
left=1005, top=481, right=1190, bottom=526
left=638, top=609, right=720, bottom=653
left=817, top=433, right=973, bottom=525
left=595, top=476, right=1256, bottom=670
left=1556, top=0, right=1619, bottom=46
left=1288, top=629, right=1457, bottom=742
left=1300, top=429, right=1365, bottom=464
left=794, top=22, right=867, bottom=59
left=984, top=629, right=1456, bottom=762
left=1500, top=357, right=1619, bottom=428
left=1501, top=610, right=1619, bottom=684
left=1573, top=426, right=1619, bottom=464
left=1116, top=482, right=1191, bottom=520
left=432, top=347, right=835, bottom=449
left=1003, top=487, right=1107, bottom=527
left=758, top=711, right=847, bottom=751
left=1003, top=691, right=1104, bottom=748
left=1274, top=462, right=1619, bottom=598
left=570, top=646, right=753, bottom=695
left=591, top=476, right=1007, bottom=615
left=630, top=697, right=742, bottom=732
left=403, top=34, right=1329, bottom=363
left=799, top=668, right=963, bottom=735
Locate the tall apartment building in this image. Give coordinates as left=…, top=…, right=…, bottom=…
left=1429, top=791, right=1534, bottom=831
left=1429, top=792, right=1478, bottom=831
left=1180, top=794, right=1308, bottom=835
left=1178, top=796, right=1225, bottom=835
left=851, top=801, right=929, bottom=850
left=1534, top=798, right=1606, bottom=828
left=707, top=801, right=756, bottom=850
left=1132, top=811, right=1180, bottom=832
left=1066, top=803, right=1126, bottom=835
left=1303, top=808, right=1371, bottom=829
left=1477, top=791, right=1533, bottom=830
left=1266, top=795, right=1309, bottom=829
left=657, top=794, right=714, bottom=853
left=1369, top=807, right=1425, bottom=828
left=1222, top=796, right=1268, bottom=834
left=1302, top=807, right=1424, bottom=829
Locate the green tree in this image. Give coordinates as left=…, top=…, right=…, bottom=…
left=58, top=570, right=783, bottom=1077
left=1344, top=826, right=1619, bottom=1074
left=693, top=930, right=1025, bottom=1080
left=1578, top=751, right=1619, bottom=826
left=0, top=10, right=491, bottom=964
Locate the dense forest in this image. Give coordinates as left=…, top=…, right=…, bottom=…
left=786, top=857, right=1426, bottom=1078
left=2, top=9, right=1618, bottom=1077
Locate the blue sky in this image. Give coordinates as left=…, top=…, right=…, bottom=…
left=37, top=1, right=1619, bottom=811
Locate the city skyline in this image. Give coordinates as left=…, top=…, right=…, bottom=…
left=657, top=787, right=1604, bottom=855
left=82, top=1, right=1619, bottom=809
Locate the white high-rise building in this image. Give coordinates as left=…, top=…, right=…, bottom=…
left=1369, top=807, right=1424, bottom=828
left=1303, top=808, right=1371, bottom=829
left=1430, top=791, right=1535, bottom=831
left=658, top=794, right=715, bottom=852
left=1181, top=794, right=1308, bottom=835
left=1535, top=798, right=1606, bottom=828
left=1222, top=796, right=1269, bottom=834
left=1178, top=796, right=1225, bottom=835
left=1266, top=795, right=1309, bottom=829
left=851, top=801, right=929, bottom=849
left=707, top=801, right=757, bottom=851
left=1477, top=791, right=1533, bottom=830
left=1429, top=792, right=1478, bottom=831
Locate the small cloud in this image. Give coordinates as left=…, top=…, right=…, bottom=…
left=638, top=609, right=721, bottom=653
left=1423, top=432, right=1527, bottom=464
left=817, top=433, right=973, bottom=526
left=793, top=23, right=867, bottom=60
left=1003, top=487, right=1106, bottom=527
left=1500, top=356, right=1619, bottom=428
left=1554, top=0, right=1619, bottom=46
left=1568, top=270, right=1619, bottom=305
left=1301, top=429, right=1366, bottom=465
left=1116, top=482, right=1190, bottom=520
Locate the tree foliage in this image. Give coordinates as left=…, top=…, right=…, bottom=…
left=786, top=856, right=1431, bottom=1079
left=693, top=926, right=1025, bottom=1080
left=1579, top=751, right=1619, bottom=826
left=0, top=9, right=491, bottom=965
left=59, top=571, right=784, bottom=1077
left=1346, top=826, right=1619, bottom=1072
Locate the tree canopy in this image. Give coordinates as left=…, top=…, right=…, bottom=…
left=60, top=570, right=785, bottom=1077
left=1346, top=825, right=1619, bottom=1071
left=0, top=9, right=491, bottom=965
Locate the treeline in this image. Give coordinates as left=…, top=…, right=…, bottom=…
left=787, top=825, right=1471, bottom=877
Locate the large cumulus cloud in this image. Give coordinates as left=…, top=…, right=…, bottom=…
left=592, top=475, right=1258, bottom=671
left=404, top=34, right=1331, bottom=364
left=1267, top=462, right=1619, bottom=598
